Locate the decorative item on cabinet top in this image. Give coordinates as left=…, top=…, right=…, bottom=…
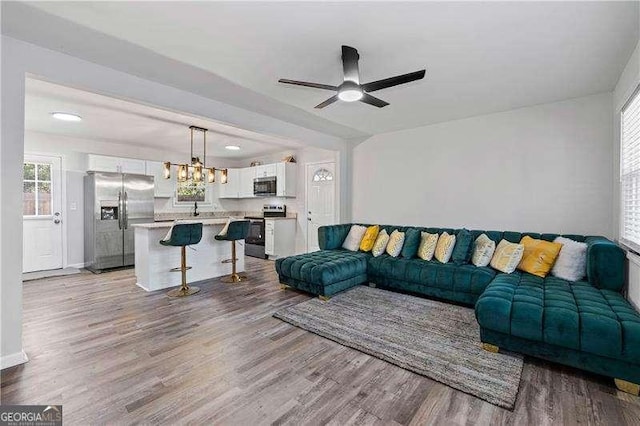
left=162, top=126, right=229, bottom=185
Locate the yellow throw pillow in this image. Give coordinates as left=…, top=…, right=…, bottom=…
left=417, top=232, right=439, bottom=261
left=434, top=232, right=456, bottom=263
left=386, top=230, right=405, bottom=257
left=359, top=225, right=380, bottom=252
left=517, top=236, right=563, bottom=278
left=490, top=239, right=525, bottom=273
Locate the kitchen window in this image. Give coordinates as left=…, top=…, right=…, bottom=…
left=23, top=162, right=52, bottom=216
left=620, top=86, right=640, bottom=252
left=175, top=180, right=208, bottom=204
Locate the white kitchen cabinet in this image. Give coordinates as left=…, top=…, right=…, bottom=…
left=239, top=167, right=256, bottom=198
left=88, top=154, right=146, bottom=174
left=218, top=168, right=240, bottom=198
left=255, top=163, right=277, bottom=178
left=145, top=161, right=174, bottom=198
left=120, top=157, right=147, bottom=174
left=276, top=162, right=297, bottom=197
left=265, top=218, right=296, bottom=258
left=87, top=154, right=121, bottom=173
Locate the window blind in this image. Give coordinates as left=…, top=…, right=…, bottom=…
left=621, top=88, right=640, bottom=252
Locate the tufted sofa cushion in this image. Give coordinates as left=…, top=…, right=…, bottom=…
left=368, top=255, right=496, bottom=296
left=476, top=272, right=640, bottom=363
left=275, top=249, right=369, bottom=286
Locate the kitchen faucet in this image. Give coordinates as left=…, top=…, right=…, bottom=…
left=193, top=201, right=199, bottom=217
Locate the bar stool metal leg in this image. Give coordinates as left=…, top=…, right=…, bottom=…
left=167, top=246, right=200, bottom=297
left=221, top=241, right=247, bottom=283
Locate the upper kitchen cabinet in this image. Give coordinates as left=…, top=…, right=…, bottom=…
left=218, top=163, right=296, bottom=199
left=218, top=168, right=240, bottom=199
left=88, top=154, right=146, bottom=175
left=239, top=167, right=256, bottom=198
left=255, top=163, right=277, bottom=178
left=145, top=161, right=174, bottom=198
left=276, top=162, right=297, bottom=197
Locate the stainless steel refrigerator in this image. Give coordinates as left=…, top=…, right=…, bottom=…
left=84, top=171, right=154, bottom=272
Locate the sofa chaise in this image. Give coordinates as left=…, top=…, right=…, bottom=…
left=275, top=223, right=640, bottom=395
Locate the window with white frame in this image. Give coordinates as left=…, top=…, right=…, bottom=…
left=621, top=87, right=640, bottom=251
left=23, top=162, right=52, bottom=216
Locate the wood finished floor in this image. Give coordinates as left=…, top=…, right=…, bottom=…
left=2, top=257, right=640, bottom=425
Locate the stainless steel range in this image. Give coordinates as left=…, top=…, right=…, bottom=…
left=244, top=204, right=286, bottom=259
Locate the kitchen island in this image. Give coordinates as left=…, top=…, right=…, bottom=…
left=132, top=218, right=244, bottom=291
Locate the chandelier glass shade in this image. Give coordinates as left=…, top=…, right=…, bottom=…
left=163, top=126, right=227, bottom=184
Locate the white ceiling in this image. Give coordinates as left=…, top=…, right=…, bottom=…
left=25, top=79, right=301, bottom=159
left=22, top=1, right=639, bottom=136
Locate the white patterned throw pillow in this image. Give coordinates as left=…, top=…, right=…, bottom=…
left=372, top=229, right=390, bottom=257
left=434, top=232, right=456, bottom=263
left=551, top=237, right=587, bottom=281
left=385, top=230, right=405, bottom=257
left=490, top=239, right=524, bottom=273
left=472, top=234, right=496, bottom=267
left=417, top=232, right=438, bottom=261
left=342, top=225, right=367, bottom=251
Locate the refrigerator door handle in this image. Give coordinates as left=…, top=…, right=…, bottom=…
left=117, top=191, right=123, bottom=230
left=124, top=191, right=129, bottom=229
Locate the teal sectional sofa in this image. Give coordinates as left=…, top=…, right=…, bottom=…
left=275, top=223, right=640, bottom=394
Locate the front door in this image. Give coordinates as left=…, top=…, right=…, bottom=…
left=22, top=155, right=63, bottom=272
left=306, top=162, right=336, bottom=252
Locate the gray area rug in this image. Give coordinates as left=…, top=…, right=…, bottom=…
left=274, top=286, right=523, bottom=409
left=23, top=267, right=81, bottom=282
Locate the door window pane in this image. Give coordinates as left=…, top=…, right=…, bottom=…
left=38, top=182, right=51, bottom=215
left=23, top=161, right=54, bottom=216
left=23, top=181, right=36, bottom=215
left=37, top=164, right=51, bottom=181
left=23, top=163, right=35, bottom=180
left=312, top=168, right=333, bottom=182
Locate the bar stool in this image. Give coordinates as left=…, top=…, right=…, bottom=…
left=160, top=223, right=203, bottom=297
left=215, top=220, right=250, bottom=283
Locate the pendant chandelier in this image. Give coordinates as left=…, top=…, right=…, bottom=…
left=162, top=126, right=228, bottom=184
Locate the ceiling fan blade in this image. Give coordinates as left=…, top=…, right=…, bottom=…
left=315, top=95, right=340, bottom=109
left=361, top=70, right=426, bottom=93
left=341, top=45, right=360, bottom=84
left=278, top=79, right=338, bottom=91
left=360, top=93, right=389, bottom=108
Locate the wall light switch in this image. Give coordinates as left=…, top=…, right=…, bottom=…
left=70, top=202, right=77, bottom=211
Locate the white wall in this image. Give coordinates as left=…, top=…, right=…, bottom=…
left=235, top=146, right=338, bottom=254
left=352, top=92, right=615, bottom=237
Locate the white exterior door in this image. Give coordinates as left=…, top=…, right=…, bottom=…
left=306, top=162, right=336, bottom=252
left=23, top=155, right=63, bottom=272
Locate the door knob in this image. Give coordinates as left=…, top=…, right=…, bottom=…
left=53, top=218, right=61, bottom=224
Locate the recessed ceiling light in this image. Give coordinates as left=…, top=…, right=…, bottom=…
left=51, top=112, right=82, bottom=122
left=225, top=145, right=240, bottom=151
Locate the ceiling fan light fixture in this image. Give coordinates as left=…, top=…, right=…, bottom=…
left=337, top=89, right=363, bottom=102
left=337, top=81, right=363, bottom=102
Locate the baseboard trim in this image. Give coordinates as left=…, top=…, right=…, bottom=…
left=1, top=350, right=29, bottom=370
left=66, top=262, right=86, bottom=269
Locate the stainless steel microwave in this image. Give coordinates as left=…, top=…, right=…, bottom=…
left=254, top=176, right=277, bottom=196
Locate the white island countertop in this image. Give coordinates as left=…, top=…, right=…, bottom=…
left=132, top=218, right=243, bottom=291
left=131, top=218, right=230, bottom=229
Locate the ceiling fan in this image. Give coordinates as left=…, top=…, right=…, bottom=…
left=278, top=45, right=425, bottom=109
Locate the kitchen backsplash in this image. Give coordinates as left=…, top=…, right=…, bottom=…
left=154, top=211, right=248, bottom=221
left=154, top=210, right=298, bottom=222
